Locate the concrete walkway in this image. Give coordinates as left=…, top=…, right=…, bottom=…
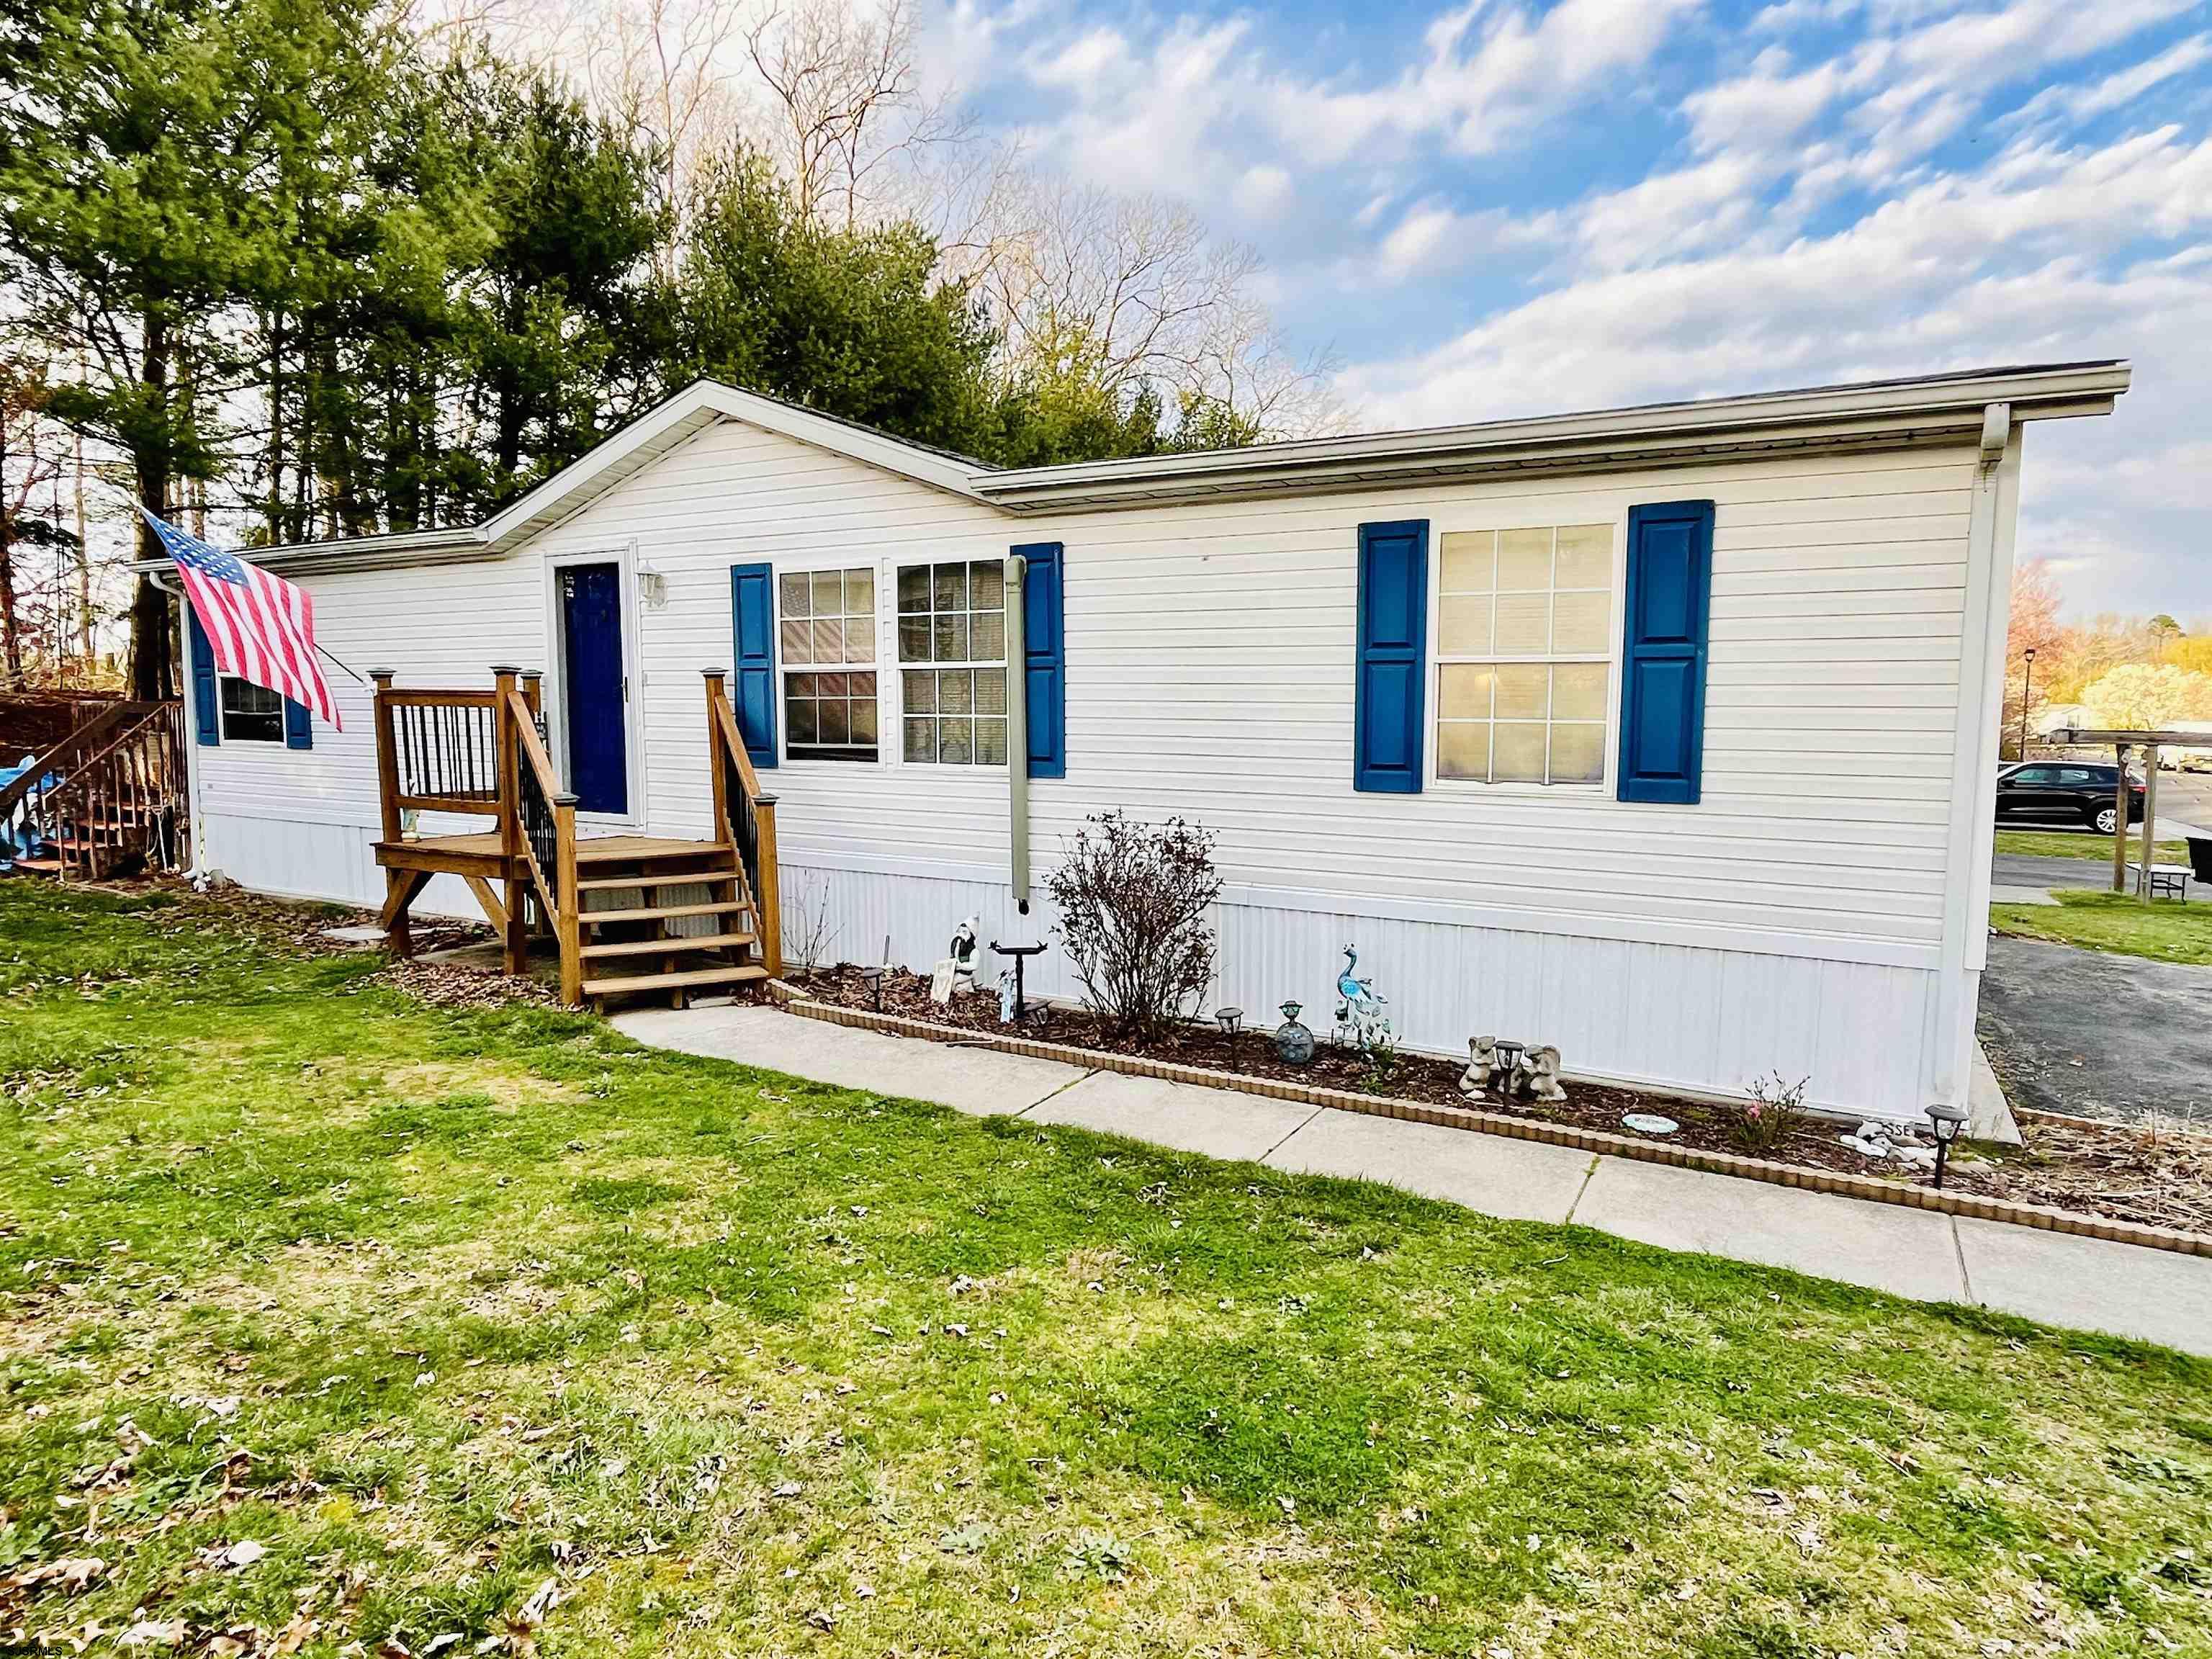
left=613, top=1004, right=2212, bottom=1358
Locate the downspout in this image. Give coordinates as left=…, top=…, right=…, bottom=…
left=1933, top=402, right=2019, bottom=1117
left=1004, top=553, right=1030, bottom=912
left=151, top=567, right=206, bottom=878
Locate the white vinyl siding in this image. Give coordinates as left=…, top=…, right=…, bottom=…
left=192, top=413, right=1996, bottom=1115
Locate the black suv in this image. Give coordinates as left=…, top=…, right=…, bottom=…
left=1995, top=762, right=2145, bottom=834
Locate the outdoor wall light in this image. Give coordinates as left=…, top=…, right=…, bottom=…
left=1925, top=1100, right=1969, bottom=1189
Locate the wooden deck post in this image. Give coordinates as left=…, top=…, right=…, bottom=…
left=555, top=792, right=582, bottom=1005
left=755, top=793, right=781, bottom=981
left=2112, top=744, right=2131, bottom=894
left=369, top=670, right=413, bottom=956
left=491, top=665, right=527, bottom=973
left=703, top=670, right=731, bottom=848
left=2140, top=745, right=2161, bottom=904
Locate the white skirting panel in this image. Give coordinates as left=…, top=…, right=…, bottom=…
left=200, top=811, right=484, bottom=920
left=202, top=821, right=1942, bottom=1120
left=780, top=858, right=1943, bottom=1121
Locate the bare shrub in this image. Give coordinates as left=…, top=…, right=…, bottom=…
left=1044, top=811, right=1221, bottom=1040
left=1732, top=1071, right=1811, bottom=1154
left=781, top=871, right=841, bottom=978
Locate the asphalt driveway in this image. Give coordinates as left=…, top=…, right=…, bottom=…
left=1977, top=933, right=2212, bottom=1125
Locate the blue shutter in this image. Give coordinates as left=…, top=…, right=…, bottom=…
left=729, top=562, right=778, bottom=767
left=1354, top=520, right=1428, bottom=793
left=1015, top=542, right=1064, bottom=779
left=283, top=696, right=313, bottom=750
left=1618, top=500, right=1715, bottom=804
left=187, top=606, right=219, bottom=747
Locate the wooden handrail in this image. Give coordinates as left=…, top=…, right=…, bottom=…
left=703, top=671, right=781, bottom=980
left=10, top=701, right=186, bottom=878
left=504, top=685, right=566, bottom=929
left=0, top=701, right=139, bottom=821
left=377, top=688, right=500, bottom=708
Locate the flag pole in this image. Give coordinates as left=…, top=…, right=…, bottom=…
left=315, top=642, right=368, bottom=685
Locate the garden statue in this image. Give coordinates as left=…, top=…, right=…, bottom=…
left=1521, top=1046, right=1568, bottom=1103
left=997, top=968, right=1018, bottom=1025
left=932, top=916, right=982, bottom=1004
left=1332, top=945, right=1393, bottom=1056
left=1274, top=1000, right=1316, bottom=1066
left=1458, top=1036, right=1500, bottom=1098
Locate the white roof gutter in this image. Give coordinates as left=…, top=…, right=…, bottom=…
left=973, top=360, right=2131, bottom=513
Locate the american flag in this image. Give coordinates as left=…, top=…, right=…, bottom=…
left=142, top=508, right=341, bottom=732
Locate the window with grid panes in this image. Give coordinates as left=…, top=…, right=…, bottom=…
left=897, top=560, right=1008, bottom=765
left=1434, top=523, right=1614, bottom=786
left=218, top=677, right=284, bottom=742
left=778, top=567, right=879, bottom=761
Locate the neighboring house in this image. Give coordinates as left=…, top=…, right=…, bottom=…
left=156, top=361, right=2131, bottom=1121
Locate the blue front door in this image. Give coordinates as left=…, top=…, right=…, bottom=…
left=560, top=563, right=629, bottom=815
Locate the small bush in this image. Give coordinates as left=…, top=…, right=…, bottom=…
left=1732, top=1071, right=1811, bottom=1154
left=1045, top=811, right=1222, bottom=1040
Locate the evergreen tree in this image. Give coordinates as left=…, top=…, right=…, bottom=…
left=0, top=0, right=284, bottom=693
left=436, top=57, right=668, bottom=515
left=669, top=148, right=1002, bottom=457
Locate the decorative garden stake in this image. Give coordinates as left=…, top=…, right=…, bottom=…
left=1331, top=945, right=1393, bottom=1056
left=991, top=937, right=1048, bottom=1025
left=1925, top=1100, right=1969, bottom=1189
left=1274, top=1001, right=1316, bottom=1066
left=1215, top=1007, right=1244, bottom=1063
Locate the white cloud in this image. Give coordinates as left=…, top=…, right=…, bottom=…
left=1342, top=128, right=2212, bottom=424
left=2011, top=32, right=2212, bottom=125
left=927, top=0, right=2212, bottom=613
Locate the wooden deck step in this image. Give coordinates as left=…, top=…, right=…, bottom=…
left=581, top=930, right=757, bottom=960
left=582, top=963, right=769, bottom=997
left=574, top=838, right=732, bottom=865
left=581, top=899, right=752, bottom=925
left=575, top=870, right=738, bottom=892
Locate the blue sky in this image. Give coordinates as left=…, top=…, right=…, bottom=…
left=920, top=0, right=2212, bottom=620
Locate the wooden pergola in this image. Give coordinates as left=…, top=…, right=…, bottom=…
left=2044, top=726, right=2201, bottom=899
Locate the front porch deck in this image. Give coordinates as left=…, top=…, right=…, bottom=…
left=374, top=830, right=747, bottom=878
left=369, top=667, right=781, bottom=1005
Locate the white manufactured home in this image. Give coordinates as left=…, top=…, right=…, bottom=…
left=166, top=361, right=2131, bottom=1123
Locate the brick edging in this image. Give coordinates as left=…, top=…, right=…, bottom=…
left=763, top=982, right=2212, bottom=1260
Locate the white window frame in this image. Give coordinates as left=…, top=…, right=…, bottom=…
left=770, top=552, right=889, bottom=768
left=1426, top=512, right=1628, bottom=796
left=217, top=674, right=286, bottom=744
left=891, top=557, right=1012, bottom=773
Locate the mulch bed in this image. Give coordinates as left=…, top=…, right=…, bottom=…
left=797, top=964, right=2212, bottom=1238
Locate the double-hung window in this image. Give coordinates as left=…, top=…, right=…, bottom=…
left=899, top=559, right=1008, bottom=766
left=219, top=677, right=284, bottom=743
left=778, top=567, right=879, bottom=762
left=1435, top=523, right=1614, bottom=786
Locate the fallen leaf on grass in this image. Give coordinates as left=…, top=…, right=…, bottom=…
left=118, top=1617, right=187, bottom=1647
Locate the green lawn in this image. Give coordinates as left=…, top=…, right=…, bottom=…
left=4, top=882, right=2211, bottom=1656
left=1990, top=889, right=2212, bottom=965
left=1995, top=827, right=2191, bottom=863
